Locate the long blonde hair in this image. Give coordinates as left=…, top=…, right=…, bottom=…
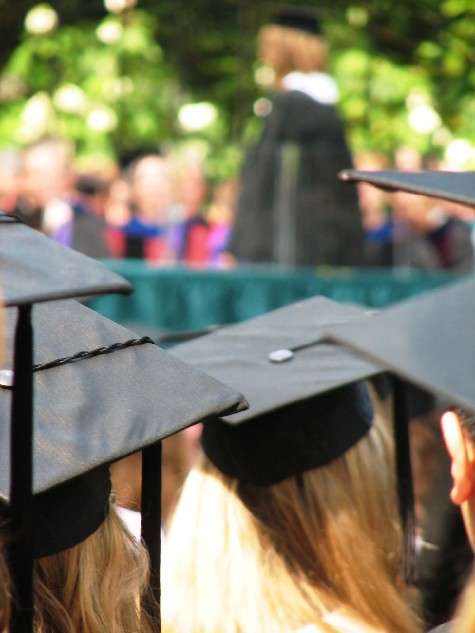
left=163, top=402, right=420, bottom=633
left=258, top=24, right=328, bottom=87
left=34, top=503, right=154, bottom=633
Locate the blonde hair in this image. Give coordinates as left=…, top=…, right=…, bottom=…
left=258, top=24, right=328, bottom=87
left=34, top=503, right=154, bottom=633
left=163, top=401, right=420, bottom=633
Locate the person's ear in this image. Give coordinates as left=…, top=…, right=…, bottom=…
left=441, top=411, right=475, bottom=505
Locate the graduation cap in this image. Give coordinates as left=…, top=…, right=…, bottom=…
left=169, top=296, right=384, bottom=483
left=322, top=276, right=475, bottom=581
left=2, top=215, right=245, bottom=631
left=334, top=168, right=475, bottom=408
left=323, top=276, right=475, bottom=414
left=1, top=299, right=246, bottom=630
left=1, top=213, right=131, bottom=306
left=340, top=169, right=475, bottom=208
left=170, top=297, right=419, bottom=579
left=270, top=5, right=321, bottom=35
left=1, top=212, right=131, bottom=633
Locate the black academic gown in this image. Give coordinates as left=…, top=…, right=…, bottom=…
left=229, top=90, right=363, bottom=267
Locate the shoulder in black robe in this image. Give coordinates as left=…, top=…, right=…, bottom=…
left=229, top=90, right=363, bottom=267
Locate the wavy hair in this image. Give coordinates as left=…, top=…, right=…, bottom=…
left=258, top=24, right=328, bottom=86
left=163, top=393, right=421, bottom=633
left=34, top=503, right=154, bottom=633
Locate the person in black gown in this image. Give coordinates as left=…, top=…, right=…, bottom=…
left=229, top=7, right=363, bottom=267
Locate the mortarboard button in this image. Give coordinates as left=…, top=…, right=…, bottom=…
left=268, top=349, right=294, bottom=363
left=171, top=296, right=381, bottom=487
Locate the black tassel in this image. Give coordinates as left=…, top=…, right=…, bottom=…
left=393, top=376, right=416, bottom=584
left=9, top=305, right=34, bottom=633
left=141, top=440, right=162, bottom=631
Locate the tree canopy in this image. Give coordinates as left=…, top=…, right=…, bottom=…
left=0, top=0, right=474, bottom=178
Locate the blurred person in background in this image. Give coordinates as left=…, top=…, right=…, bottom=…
left=104, top=177, right=131, bottom=228
left=228, top=6, right=364, bottom=268
left=0, top=149, right=21, bottom=214
left=361, top=148, right=474, bottom=271
left=354, top=151, right=394, bottom=267
left=389, top=191, right=473, bottom=271
left=394, top=146, right=423, bottom=172
left=14, top=137, right=109, bottom=258
left=169, top=159, right=211, bottom=266
left=205, top=179, right=238, bottom=266
left=107, top=153, right=175, bottom=262
left=15, top=137, right=72, bottom=231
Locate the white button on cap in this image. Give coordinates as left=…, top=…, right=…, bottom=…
left=268, top=349, right=294, bottom=363
left=0, top=369, right=14, bottom=388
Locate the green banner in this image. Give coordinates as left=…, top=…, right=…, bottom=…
left=87, top=261, right=465, bottom=334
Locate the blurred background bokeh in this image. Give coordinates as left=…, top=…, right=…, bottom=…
left=1, top=0, right=475, bottom=180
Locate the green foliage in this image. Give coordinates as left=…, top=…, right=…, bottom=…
left=1, top=0, right=475, bottom=178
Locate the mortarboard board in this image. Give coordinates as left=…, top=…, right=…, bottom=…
left=333, top=168, right=475, bottom=411
left=323, top=276, right=475, bottom=414
left=270, top=5, right=321, bottom=35
left=1, top=213, right=131, bottom=306
left=322, top=277, right=475, bottom=582
left=169, top=296, right=381, bottom=486
left=1, top=299, right=246, bottom=626
left=339, top=169, right=475, bottom=209
left=1, top=213, right=131, bottom=633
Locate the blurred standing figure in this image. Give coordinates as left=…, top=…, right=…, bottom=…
left=108, top=154, right=175, bottom=262
left=169, top=160, right=211, bottom=265
left=0, top=149, right=21, bottom=214
left=229, top=7, right=364, bottom=267
left=14, top=138, right=109, bottom=258
left=390, top=192, right=474, bottom=272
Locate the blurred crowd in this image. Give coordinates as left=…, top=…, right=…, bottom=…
left=0, top=138, right=235, bottom=267
left=357, top=148, right=475, bottom=272
left=1, top=137, right=474, bottom=272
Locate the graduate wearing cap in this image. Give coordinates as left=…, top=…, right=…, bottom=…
left=0, top=298, right=246, bottom=633
left=332, top=169, right=475, bottom=630
left=163, top=297, right=421, bottom=633
left=1, top=214, right=246, bottom=633
left=228, top=6, right=363, bottom=268
left=1, top=211, right=131, bottom=633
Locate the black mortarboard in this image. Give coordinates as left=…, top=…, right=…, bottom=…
left=1, top=213, right=131, bottom=306
left=340, top=169, right=475, bottom=208
left=324, top=276, right=475, bottom=414
left=271, top=6, right=321, bottom=35
left=1, top=213, right=131, bottom=633
left=169, top=296, right=381, bottom=485
left=1, top=299, right=246, bottom=625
